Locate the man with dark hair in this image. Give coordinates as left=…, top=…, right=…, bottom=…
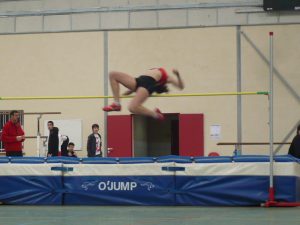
left=288, top=124, right=300, bottom=158
left=47, top=121, right=59, bottom=157
left=87, top=124, right=102, bottom=157
left=1, top=110, right=25, bottom=156
left=67, top=142, right=77, bottom=157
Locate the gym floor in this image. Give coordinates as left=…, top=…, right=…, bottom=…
left=0, top=206, right=299, bottom=225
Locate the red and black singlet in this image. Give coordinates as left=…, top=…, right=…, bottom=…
left=157, top=67, right=168, bottom=85
left=135, top=67, right=169, bottom=95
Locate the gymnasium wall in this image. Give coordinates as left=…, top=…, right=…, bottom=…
left=241, top=25, right=300, bottom=154
left=0, top=32, right=105, bottom=157
left=108, top=27, right=237, bottom=156
left=1, top=0, right=300, bottom=34
left=0, top=24, right=299, bottom=157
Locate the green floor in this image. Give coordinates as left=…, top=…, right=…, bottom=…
left=0, top=206, right=299, bottom=225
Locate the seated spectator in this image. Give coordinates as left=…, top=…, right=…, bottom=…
left=67, top=142, right=77, bottom=158
left=288, top=124, right=300, bottom=158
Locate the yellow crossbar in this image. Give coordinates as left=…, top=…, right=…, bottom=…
left=0, top=92, right=268, bottom=101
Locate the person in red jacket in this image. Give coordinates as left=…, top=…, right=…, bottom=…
left=1, top=110, right=25, bottom=157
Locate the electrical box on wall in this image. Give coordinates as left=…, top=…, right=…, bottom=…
left=263, top=0, right=300, bottom=11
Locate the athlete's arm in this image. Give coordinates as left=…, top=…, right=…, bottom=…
left=168, top=69, right=184, bottom=90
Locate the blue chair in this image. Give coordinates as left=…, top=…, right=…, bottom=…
left=119, top=157, right=155, bottom=164
left=275, top=154, right=300, bottom=162
left=46, top=156, right=80, bottom=164
left=81, top=157, right=118, bottom=164
left=10, top=157, right=45, bottom=164
left=156, top=155, right=193, bottom=163
left=0, top=157, right=10, bottom=163
left=233, top=155, right=270, bottom=162
left=194, top=156, right=232, bottom=163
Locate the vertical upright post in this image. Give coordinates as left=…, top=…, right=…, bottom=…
left=268, top=31, right=274, bottom=202
left=0, top=113, right=3, bottom=150
left=103, top=31, right=109, bottom=157
left=236, top=26, right=242, bottom=154
left=37, top=114, right=42, bottom=157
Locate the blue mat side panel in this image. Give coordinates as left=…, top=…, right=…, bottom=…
left=63, top=176, right=175, bottom=205
left=175, top=176, right=297, bottom=206
left=0, top=175, right=297, bottom=206
left=0, top=163, right=63, bottom=205
left=0, top=176, right=62, bottom=205
left=273, top=176, right=298, bottom=202
left=296, top=177, right=300, bottom=202
left=0, top=158, right=299, bottom=206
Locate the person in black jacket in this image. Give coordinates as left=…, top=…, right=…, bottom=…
left=87, top=124, right=102, bottom=157
left=47, top=121, right=59, bottom=157
left=60, top=135, right=69, bottom=157
left=288, top=124, right=300, bottom=158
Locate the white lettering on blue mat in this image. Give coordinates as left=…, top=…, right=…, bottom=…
left=98, top=181, right=137, bottom=191
left=81, top=181, right=155, bottom=191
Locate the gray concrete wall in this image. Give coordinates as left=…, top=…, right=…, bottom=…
left=0, top=0, right=300, bottom=34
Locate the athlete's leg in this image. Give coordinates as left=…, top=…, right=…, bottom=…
left=109, top=71, right=136, bottom=103
left=128, top=88, right=164, bottom=120
left=103, top=71, right=137, bottom=112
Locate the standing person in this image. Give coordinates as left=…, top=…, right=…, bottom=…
left=87, top=124, right=102, bottom=157
left=47, top=121, right=59, bottom=157
left=60, top=135, right=69, bottom=157
left=1, top=110, right=25, bottom=157
left=103, top=68, right=184, bottom=120
left=288, top=124, right=300, bottom=158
